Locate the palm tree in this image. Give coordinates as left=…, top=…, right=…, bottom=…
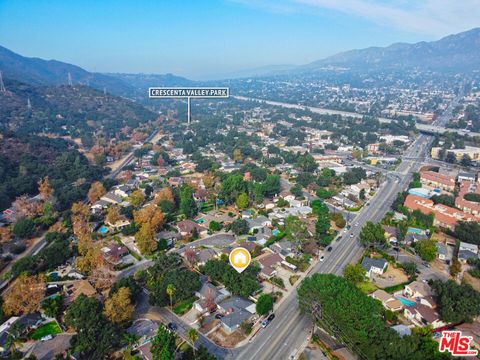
left=166, top=283, right=176, bottom=309
left=187, top=328, right=199, bottom=355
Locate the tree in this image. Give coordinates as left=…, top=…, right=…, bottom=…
left=445, top=152, right=456, bottom=164
left=14, top=195, right=43, bottom=218
left=106, top=205, right=121, bottom=225
left=151, top=324, right=175, bottom=360
left=454, top=221, right=480, bottom=245
left=103, top=287, right=134, bottom=324
left=219, top=174, right=248, bottom=204
left=179, top=186, right=198, bottom=218
left=0, top=227, right=12, bottom=243
left=295, top=153, right=317, bottom=173
left=230, top=219, right=249, bottom=235
left=13, top=217, right=36, bottom=239
left=65, top=295, right=121, bottom=359
left=166, top=284, right=176, bottom=309
left=236, top=192, right=249, bottom=210
left=401, top=262, right=417, bottom=278
left=135, top=223, right=157, bottom=255
left=298, top=274, right=448, bottom=360
left=256, top=294, right=274, bottom=316
left=206, top=220, right=221, bottom=233
left=38, top=176, right=54, bottom=201
left=343, top=263, right=366, bottom=284
left=461, top=154, right=472, bottom=167
left=187, top=328, right=199, bottom=355
left=87, top=181, right=106, bottom=203
left=359, top=188, right=366, bottom=200
left=429, top=280, right=480, bottom=323
left=129, top=189, right=145, bottom=207
left=359, top=222, right=386, bottom=249
left=315, top=215, right=330, bottom=241
left=450, top=258, right=462, bottom=277
left=41, top=296, right=62, bottom=318
left=156, top=187, right=175, bottom=204
left=4, top=274, right=46, bottom=315
left=414, top=239, right=437, bottom=262
left=134, top=204, right=165, bottom=231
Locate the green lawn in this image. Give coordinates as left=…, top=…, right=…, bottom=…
left=30, top=321, right=62, bottom=340
left=356, top=281, right=378, bottom=294
left=173, top=296, right=197, bottom=315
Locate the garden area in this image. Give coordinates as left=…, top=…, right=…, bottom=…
left=30, top=321, right=62, bottom=340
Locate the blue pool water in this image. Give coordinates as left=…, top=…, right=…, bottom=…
left=397, top=297, right=416, bottom=306
left=98, top=226, right=109, bottom=234
left=407, top=227, right=424, bottom=234
left=272, top=229, right=280, bottom=236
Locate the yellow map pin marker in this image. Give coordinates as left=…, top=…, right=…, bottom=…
left=229, top=247, right=251, bottom=273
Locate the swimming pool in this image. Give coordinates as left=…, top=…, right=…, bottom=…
left=396, top=297, right=416, bottom=306
left=407, top=227, right=424, bottom=235
left=98, top=226, right=109, bottom=234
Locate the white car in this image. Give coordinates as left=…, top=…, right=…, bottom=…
left=320, top=255, right=325, bottom=262
left=349, top=233, right=354, bottom=238
left=40, top=335, right=53, bottom=342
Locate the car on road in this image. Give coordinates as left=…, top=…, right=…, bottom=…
left=422, top=262, right=431, bottom=268
left=214, top=314, right=224, bottom=319
left=261, top=319, right=269, bottom=328
left=327, top=246, right=333, bottom=252
left=167, top=322, right=177, bottom=331
left=349, top=233, right=354, bottom=238
left=268, top=313, right=275, bottom=322
left=355, top=222, right=359, bottom=227
left=320, top=255, right=325, bottom=262
left=347, top=225, right=351, bottom=230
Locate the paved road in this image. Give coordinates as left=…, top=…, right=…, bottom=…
left=134, top=134, right=434, bottom=360
left=233, top=134, right=433, bottom=360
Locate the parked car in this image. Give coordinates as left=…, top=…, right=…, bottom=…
left=167, top=322, right=177, bottom=331
left=40, top=335, right=53, bottom=342
left=320, top=255, right=325, bottom=262
left=268, top=313, right=275, bottom=322
left=327, top=246, right=333, bottom=252
left=349, top=233, right=354, bottom=238
left=215, top=314, right=224, bottom=319
left=261, top=319, right=269, bottom=328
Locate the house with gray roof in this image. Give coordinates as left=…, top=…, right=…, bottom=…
left=218, top=296, right=256, bottom=333
left=246, top=216, right=272, bottom=232
left=361, top=257, right=388, bottom=278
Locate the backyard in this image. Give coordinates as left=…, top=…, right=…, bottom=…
left=30, top=321, right=62, bottom=340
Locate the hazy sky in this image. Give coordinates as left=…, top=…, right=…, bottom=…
left=1, top=0, right=479, bottom=79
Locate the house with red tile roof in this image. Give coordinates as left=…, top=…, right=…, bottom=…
left=404, top=194, right=479, bottom=230
left=420, top=171, right=456, bottom=193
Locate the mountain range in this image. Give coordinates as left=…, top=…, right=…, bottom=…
left=0, top=27, right=479, bottom=87
left=301, top=27, right=480, bottom=73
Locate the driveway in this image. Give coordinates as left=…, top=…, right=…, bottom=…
left=29, top=334, right=73, bottom=360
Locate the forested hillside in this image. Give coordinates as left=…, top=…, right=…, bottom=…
left=0, top=78, right=157, bottom=148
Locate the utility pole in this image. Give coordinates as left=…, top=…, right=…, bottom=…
left=27, top=98, right=32, bottom=110
left=67, top=72, right=73, bottom=86
left=0, top=71, right=6, bottom=93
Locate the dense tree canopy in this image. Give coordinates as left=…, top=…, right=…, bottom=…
left=298, top=274, right=449, bottom=360
left=429, top=280, right=480, bottom=324
left=201, top=258, right=261, bottom=298
left=65, top=295, right=122, bottom=359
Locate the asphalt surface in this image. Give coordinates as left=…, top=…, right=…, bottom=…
left=135, top=134, right=433, bottom=360
left=232, top=134, right=433, bottom=360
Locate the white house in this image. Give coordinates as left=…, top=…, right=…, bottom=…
left=361, top=257, right=387, bottom=278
